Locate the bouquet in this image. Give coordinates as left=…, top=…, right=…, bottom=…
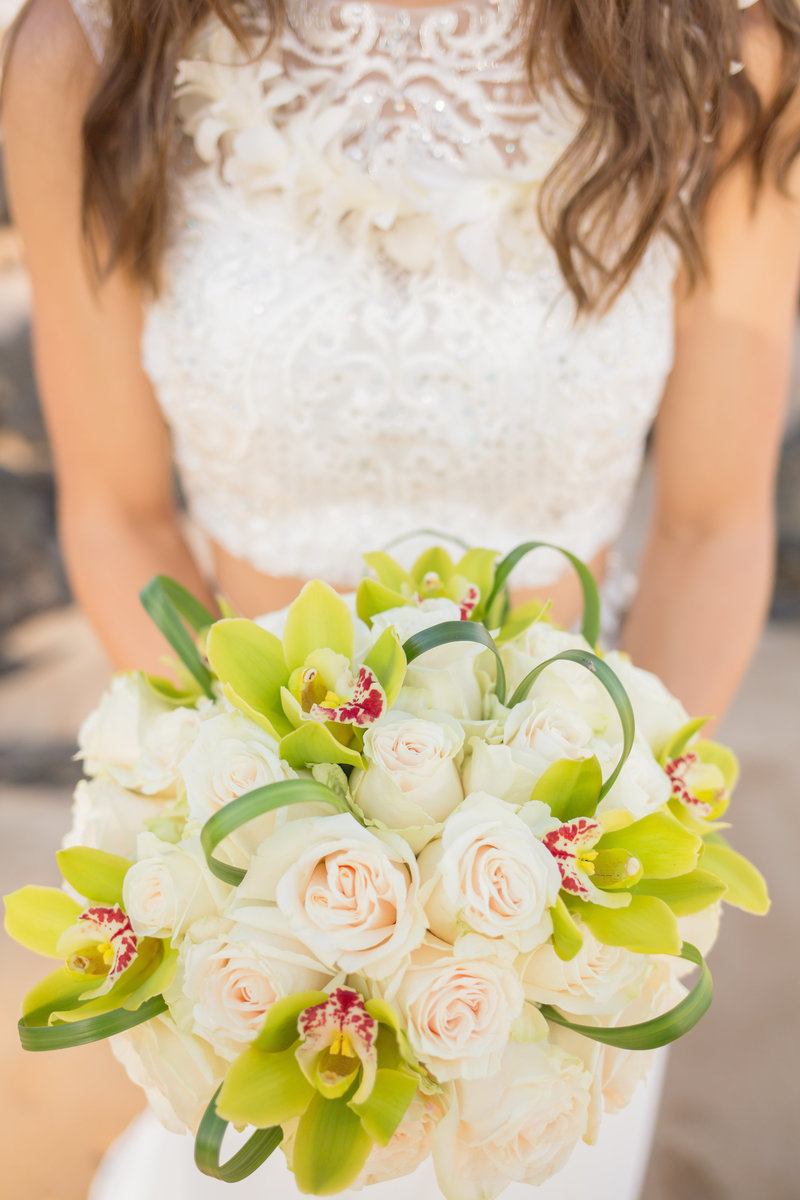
left=4, top=539, right=769, bottom=1198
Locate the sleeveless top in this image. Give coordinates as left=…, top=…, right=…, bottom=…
left=67, top=0, right=679, bottom=588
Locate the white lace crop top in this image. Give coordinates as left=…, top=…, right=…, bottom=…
left=68, top=0, right=678, bottom=588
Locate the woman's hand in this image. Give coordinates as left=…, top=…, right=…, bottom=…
left=621, top=10, right=800, bottom=724
left=2, top=0, right=215, bottom=674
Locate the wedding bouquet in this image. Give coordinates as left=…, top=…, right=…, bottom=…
left=5, top=540, right=769, bottom=1197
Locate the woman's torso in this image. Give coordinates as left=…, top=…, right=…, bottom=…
left=69, top=0, right=679, bottom=625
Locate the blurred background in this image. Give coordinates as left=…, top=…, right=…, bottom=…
left=0, top=3, right=798, bottom=1197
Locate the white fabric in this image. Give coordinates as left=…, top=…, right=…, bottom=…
left=89, top=1050, right=667, bottom=1200
left=67, top=0, right=677, bottom=589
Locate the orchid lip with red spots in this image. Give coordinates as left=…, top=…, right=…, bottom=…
left=311, top=665, right=386, bottom=727
left=666, top=752, right=722, bottom=820
left=59, top=903, right=139, bottom=990
left=296, top=986, right=379, bottom=1103
left=542, top=817, right=603, bottom=901
left=458, top=584, right=480, bottom=621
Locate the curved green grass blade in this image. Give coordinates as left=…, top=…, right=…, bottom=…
left=379, top=528, right=472, bottom=556
left=510, top=649, right=634, bottom=798
left=540, top=942, right=712, bottom=1050
left=195, top=1086, right=283, bottom=1183
left=18, top=994, right=167, bottom=1052
left=402, top=620, right=506, bottom=705
left=200, top=779, right=357, bottom=886
left=483, top=542, right=601, bottom=647
left=139, top=575, right=215, bottom=698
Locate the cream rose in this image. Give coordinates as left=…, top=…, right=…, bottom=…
left=433, top=1040, right=591, bottom=1200
left=603, top=652, right=690, bottom=758
left=235, top=812, right=425, bottom=978
left=62, top=778, right=168, bottom=860
left=78, top=674, right=209, bottom=795
left=549, top=960, right=682, bottom=1146
left=418, top=792, right=561, bottom=952
left=600, top=964, right=685, bottom=1114
left=122, top=832, right=229, bottom=941
left=501, top=624, right=591, bottom=695
left=369, top=598, right=490, bottom=721
left=110, top=1013, right=228, bottom=1134
left=667, top=902, right=722, bottom=979
left=386, top=940, right=525, bottom=1081
left=350, top=710, right=464, bottom=848
left=368, top=598, right=464, bottom=654
left=354, top=1092, right=447, bottom=1188
left=461, top=738, right=540, bottom=808
left=168, top=917, right=332, bottom=1061
left=523, top=923, right=650, bottom=1016
left=503, top=698, right=600, bottom=776
left=179, top=710, right=295, bottom=858
left=595, top=739, right=671, bottom=820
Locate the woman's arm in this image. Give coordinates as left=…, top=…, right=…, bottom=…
left=2, top=0, right=215, bottom=674
left=620, top=22, right=800, bottom=724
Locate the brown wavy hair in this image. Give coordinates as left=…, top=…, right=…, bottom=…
left=4, top=0, right=800, bottom=312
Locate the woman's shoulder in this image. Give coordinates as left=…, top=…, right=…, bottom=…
left=1, top=0, right=101, bottom=232
left=2, top=0, right=103, bottom=109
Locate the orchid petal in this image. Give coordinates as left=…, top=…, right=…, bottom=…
left=4, top=887, right=82, bottom=958
left=283, top=581, right=355, bottom=671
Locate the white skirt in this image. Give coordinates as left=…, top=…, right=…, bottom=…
left=89, top=1049, right=667, bottom=1200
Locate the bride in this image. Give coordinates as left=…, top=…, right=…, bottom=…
left=2, top=0, right=798, bottom=1196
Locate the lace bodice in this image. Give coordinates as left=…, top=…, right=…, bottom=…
left=68, top=0, right=678, bottom=588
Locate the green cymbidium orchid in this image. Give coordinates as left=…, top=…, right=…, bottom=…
left=206, top=581, right=407, bottom=771
left=216, top=986, right=419, bottom=1194
left=530, top=755, right=712, bottom=958
left=656, top=722, right=768, bottom=916
left=659, top=719, right=739, bottom=829
left=3, top=846, right=177, bottom=1027
left=356, top=545, right=499, bottom=626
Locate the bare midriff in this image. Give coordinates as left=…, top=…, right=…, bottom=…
left=210, top=538, right=610, bottom=629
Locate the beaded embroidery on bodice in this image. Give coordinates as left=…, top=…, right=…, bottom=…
left=68, top=0, right=678, bottom=588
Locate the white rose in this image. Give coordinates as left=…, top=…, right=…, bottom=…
left=418, top=792, right=561, bottom=952
left=501, top=624, right=591, bottom=695
left=62, top=778, right=167, bottom=860
left=603, top=652, right=690, bottom=758
left=350, top=711, right=464, bottom=848
left=168, top=917, right=332, bottom=1061
left=433, top=1040, right=591, bottom=1200
left=110, top=1013, right=228, bottom=1134
left=386, top=940, right=524, bottom=1081
left=122, top=832, right=229, bottom=941
left=234, top=812, right=425, bottom=978
left=523, top=923, right=650, bottom=1016
left=667, top=902, right=723, bottom=979
left=600, top=964, right=685, bottom=1115
left=503, top=698, right=600, bottom=781
left=460, top=739, right=540, bottom=808
left=354, top=1092, right=447, bottom=1188
left=78, top=674, right=208, bottom=795
left=370, top=599, right=490, bottom=722
left=77, top=673, right=150, bottom=776
left=368, top=598, right=463, bottom=655
left=179, top=711, right=295, bottom=859
left=595, top=739, right=671, bottom=820
left=549, top=961, right=682, bottom=1144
